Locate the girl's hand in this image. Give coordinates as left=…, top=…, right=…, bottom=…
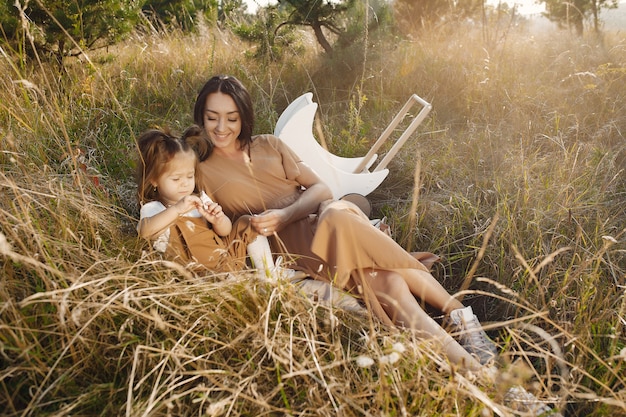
left=172, top=195, right=203, bottom=216
left=199, top=201, right=226, bottom=224
left=250, top=209, right=288, bottom=236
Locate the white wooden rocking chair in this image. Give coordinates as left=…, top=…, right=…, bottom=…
left=274, top=92, right=432, bottom=201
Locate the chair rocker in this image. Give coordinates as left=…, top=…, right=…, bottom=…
left=274, top=92, right=432, bottom=200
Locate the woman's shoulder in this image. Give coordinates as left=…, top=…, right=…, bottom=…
left=252, top=133, right=280, bottom=145
left=252, top=134, right=287, bottom=153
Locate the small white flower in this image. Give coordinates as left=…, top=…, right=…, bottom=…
left=205, top=398, right=230, bottom=416
left=391, top=342, right=406, bottom=354
left=0, top=232, right=11, bottom=254
left=620, top=347, right=626, bottom=360
left=151, top=308, right=167, bottom=331
left=13, top=79, right=38, bottom=90
left=71, top=307, right=83, bottom=327
left=356, top=355, right=375, bottom=368
left=323, top=312, right=339, bottom=328
left=602, top=235, right=618, bottom=244
left=153, top=230, right=170, bottom=253
left=380, top=352, right=400, bottom=365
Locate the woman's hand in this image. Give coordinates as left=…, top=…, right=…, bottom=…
left=250, top=209, right=288, bottom=236
left=251, top=161, right=333, bottom=237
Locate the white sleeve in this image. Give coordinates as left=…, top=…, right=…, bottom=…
left=137, top=201, right=170, bottom=253
left=139, top=201, right=167, bottom=220
left=138, top=201, right=167, bottom=233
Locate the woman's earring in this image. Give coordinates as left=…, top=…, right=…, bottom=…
left=153, top=186, right=157, bottom=193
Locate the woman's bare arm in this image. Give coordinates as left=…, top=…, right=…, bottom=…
left=250, top=162, right=332, bottom=234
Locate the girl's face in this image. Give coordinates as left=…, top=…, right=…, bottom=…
left=202, top=92, right=242, bottom=153
left=152, top=149, right=197, bottom=206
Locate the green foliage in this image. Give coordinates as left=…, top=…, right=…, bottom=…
left=141, top=0, right=220, bottom=30
left=2, top=0, right=140, bottom=64
left=0, top=1, right=20, bottom=44
left=540, top=0, right=619, bottom=35
left=393, top=0, right=483, bottom=34
left=140, top=0, right=249, bottom=30
left=233, top=5, right=299, bottom=61
left=219, top=0, right=247, bottom=22
left=235, top=0, right=396, bottom=61
left=276, top=0, right=357, bottom=54
left=335, top=0, right=395, bottom=49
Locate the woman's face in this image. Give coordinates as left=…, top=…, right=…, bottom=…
left=202, top=92, right=242, bottom=153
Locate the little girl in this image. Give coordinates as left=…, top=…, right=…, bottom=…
left=135, top=128, right=291, bottom=277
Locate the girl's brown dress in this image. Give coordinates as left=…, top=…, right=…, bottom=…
left=165, top=215, right=256, bottom=273
left=197, top=134, right=438, bottom=326
left=140, top=200, right=256, bottom=273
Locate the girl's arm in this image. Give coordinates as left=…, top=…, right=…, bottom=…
left=138, top=195, right=202, bottom=239
left=250, top=162, right=332, bottom=234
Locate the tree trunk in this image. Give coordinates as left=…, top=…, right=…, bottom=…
left=591, top=0, right=599, bottom=33
left=311, top=21, right=333, bottom=55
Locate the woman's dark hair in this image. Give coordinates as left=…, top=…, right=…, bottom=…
left=193, top=75, right=254, bottom=149
left=135, top=128, right=197, bottom=205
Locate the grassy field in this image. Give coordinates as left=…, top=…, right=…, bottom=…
left=1, top=11, right=625, bottom=417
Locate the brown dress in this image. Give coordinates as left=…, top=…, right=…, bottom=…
left=165, top=215, right=257, bottom=273
left=139, top=199, right=257, bottom=273
left=197, top=135, right=438, bottom=326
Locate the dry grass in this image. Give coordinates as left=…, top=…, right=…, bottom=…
left=1, top=14, right=625, bottom=416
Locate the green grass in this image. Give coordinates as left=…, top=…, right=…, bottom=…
left=1, top=15, right=625, bottom=417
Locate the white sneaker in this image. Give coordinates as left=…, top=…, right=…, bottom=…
left=447, top=306, right=498, bottom=365
left=504, top=386, right=561, bottom=416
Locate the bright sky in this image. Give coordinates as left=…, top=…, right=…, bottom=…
left=486, top=0, right=545, bottom=15
left=244, top=0, right=271, bottom=13
left=244, top=0, right=545, bottom=15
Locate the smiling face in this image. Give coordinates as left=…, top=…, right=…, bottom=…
left=202, top=92, right=242, bottom=154
left=152, top=149, right=197, bottom=206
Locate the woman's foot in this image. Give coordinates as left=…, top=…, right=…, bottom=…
left=447, top=306, right=498, bottom=365
left=504, top=386, right=562, bottom=416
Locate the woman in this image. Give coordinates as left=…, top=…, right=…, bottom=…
left=190, top=75, right=497, bottom=371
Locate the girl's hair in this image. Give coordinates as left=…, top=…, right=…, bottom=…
left=136, top=128, right=199, bottom=205
left=181, top=125, right=212, bottom=161
left=193, top=75, right=254, bottom=157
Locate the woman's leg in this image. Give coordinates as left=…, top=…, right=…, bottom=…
left=366, top=269, right=482, bottom=371
left=389, top=269, right=498, bottom=365
left=364, top=270, right=559, bottom=414
left=398, top=268, right=464, bottom=314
